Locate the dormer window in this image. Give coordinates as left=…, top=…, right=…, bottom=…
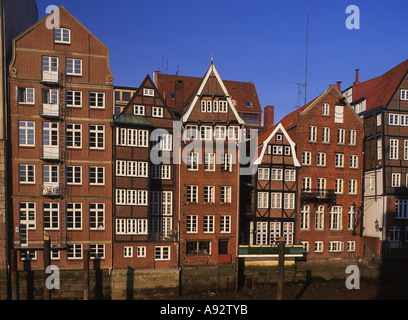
left=54, top=28, right=71, bottom=44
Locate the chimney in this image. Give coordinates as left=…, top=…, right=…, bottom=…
left=263, top=106, right=275, bottom=131
left=354, top=69, right=360, bottom=85
left=336, top=81, right=342, bottom=92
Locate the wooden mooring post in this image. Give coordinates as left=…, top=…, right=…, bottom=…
left=277, top=237, right=285, bottom=300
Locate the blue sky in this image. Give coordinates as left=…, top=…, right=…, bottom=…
left=35, top=0, right=408, bottom=123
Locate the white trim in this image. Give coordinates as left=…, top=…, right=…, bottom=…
left=255, top=123, right=300, bottom=167
left=180, top=63, right=244, bottom=124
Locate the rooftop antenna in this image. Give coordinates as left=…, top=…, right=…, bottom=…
left=288, top=81, right=305, bottom=108
left=304, top=6, right=309, bottom=105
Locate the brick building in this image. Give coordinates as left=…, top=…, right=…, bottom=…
left=175, top=61, right=244, bottom=266
left=343, top=60, right=408, bottom=258
left=112, top=75, right=178, bottom=269
left=8, top=6, right=114, bottom=269
left=280, top=84, right=364, bottom=260
left=154, top=70, right=263, bottom=135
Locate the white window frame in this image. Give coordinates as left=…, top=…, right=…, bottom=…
left=390, top=139, right=399, bottom=160
left=152, top=106, right=164, bottom=118
left=66, top=90, right=82, bottom=108
left=133, top=105, right=145, bottom=116
left=89, top=92, right=105, bottom=109
left=19, top=121, right=35, bottom=147
left=66, top=58, right=82, bottom=76
left=89, top=166, right=105, bottom=186
left=309, top=126, right=317, bottom=142
left=18, top=164, right=35, bottom=184
left=54, top=27, right=71, bottom=44
left=66, top=166, right=82, bottom=185
left=89, top=125, right=105, bottom=150
left=67, top=123, right=82, bottom=149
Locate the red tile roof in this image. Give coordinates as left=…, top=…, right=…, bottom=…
left=154, top=72, right=262, bottom=116
left=351, top=59, right=408, bottom=109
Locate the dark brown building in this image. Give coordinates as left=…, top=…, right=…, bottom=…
left=8, top=6, right=114, bottom=269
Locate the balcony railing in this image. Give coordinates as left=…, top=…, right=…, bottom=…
left=40, top=103, right=60, bottom=118
left=41, top=184, right=60, bottom=197
left=300, top=189, right=336, bottom=203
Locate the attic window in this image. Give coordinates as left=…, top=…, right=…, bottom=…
left=54, top=28, right=71, bottom=44
left=143, top=88, right=154, bottom=97
left=276, top=134, right=283, bottom=141
left=401, top=89, right=408, bottom=101
left=245, top=100, right=253, bottom=107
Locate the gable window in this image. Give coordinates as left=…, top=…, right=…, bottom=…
left=322, top=127, right=330, bottom=143
left=389, top=113, right=400, bottom=126
left=214, top=126, right=226, bottom=140
left=258, top=168, right=270, bottom=180
left=133, top=105, right=145, bottom=116
left=401, top=89, right=408, bottom=101
left=143, top=88, right=154, bottom=97
left=322, top=103, right=330, bottom=116
left=309, top=126, right=317, bottom=142
left=152, top=106, right=163, bottom=117
left=54, top=28, right=71, bottom=44
left=219, top=101, right=228, bottom=113
left=66, top=58, right=82, bottom=76
left=349, top=130, right=356, bottom=145
left=200, top=126, right=212, bottom=140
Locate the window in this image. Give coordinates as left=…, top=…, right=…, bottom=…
left=89, top=244, right=105, bottom=259
left=66, top=58, right=82, bottom=76
left=89, top=166, right=105, bottom=185
left=258, top=168, right=270, bottom=180
left=116, top=218, right=147, bottom=235
left=204, top=153, right=215, bottom=171
left=89, top=92, right=105, bottom=108
left=54, top=28, right=71, bottom=44
left=322, top=103, right=330, bottom=116
left=116, top=128, right=148, bottom=147
left=389, top=113, right=399, bottom=126
left=317, top=152, right=326, bottom=166
left=187, top=185, right=198, bottom=203
left=219, top=101, right=228, bottom=113
left=348, top=206, right=356, bottom=230
left=349, top=179, right=357, bottom=194
left=43, top=202, right=59, bottom=230
left=329, top=241, right=344, bottom=252
left=401, top=115, right=408, bottom=126
left=334, top=105, right=344, bottom=123
left=405, top=141, right=408, bottom=160
left=228, top=126, right=240, bottom=140
left=315, top=206, right=324, bottom=230
left=137, top=247, right=146, bottom=257
left=143, top=88, right=154, bottom=97
left=335, top=153, right=344, bottom=168
left=322, top=127, right=330, bottom=143
left=285, top=170, right=296, bottom=182
left=220, top=186, right=232, bottom=204
left=187, top=152, right=198, bottom=171
left=204, top=186, right=215, bottom=203
left=392, top=173, right=401, bottom=187
left=300, top=205, right=310, bottom=230
left=67, top=244, right=83, bottom=260
left=349, top=130, right=356, bottom=145
left=18, top=164, right=35, bottom=184
left=389, top=227, right=400, bottom=242
left=133, top=105, right=145, bottom=116
left=309, top=126, right=317, bottom=142
left=151, top=164, right=171, bottom=180
left=89, top=203, right=105, bottom=230
left=330, top=206, right=342, bottom=230
left=19, top=121, right=35, bottom=146
left=199, top=126, right=212, bottom=140
left=221, top=153, right=232, bottom=172
left=377, top=139, right=382, bottom=160
left=184, top=125, right=198, bottom=140
left=350, top=155, right=358, bottom=168
left=42, top=56, right=58, bottom=79
left=335, top=178, right=343, bottom=194
left=283, top=222, right=294, bottom=245
left=204, top=215, right=214, bottom=233
left=123, top=246, right=133, bottom=258
left=257, top=192, right=269, bottom=209
left=67, top=124, right=82, bottom=148
left=19, top=202, right=36, bottom=229
left=347, top=241, right=356, bottom=252
left=270, top=192, right=282, bottom=209
left=186, top=215, right=198, bottom=233
left=390, top=139, right=399, bottom=160
left=18, top=87, right=35, bottom=104
left=302, top=151, right=311, bottom=165
left=337, top=128, right=345, bottom=144
left=67, top=203, right=82, bottom=230
left=66, top=166, right=82, bottom=185
left=302, top=177, right=312, bottom=192
left=272, top=145, right=283, bottom=155
left=214, top=126, right=226, bottom=140
left=284, top=193, right=295, bottom=210
left=271, top=168, right=283, bottom=181
left=401, top=89, right=408, bottom=100
left=317, top=178, right=326, bottom=197
left=186, top=241, right=210, bottom=255
left=314, top=241, right=324, bottom=253
left=396, top=200, right=408, bottom=219
left=220, top=216, right=231, bottom=233
left=152, top=106, right=163, bottom=117
left=256, top=222, right=268, bottom=245
left=89, top=125, right=105, bottom=149
left=67, top=91, right=82, bottom=107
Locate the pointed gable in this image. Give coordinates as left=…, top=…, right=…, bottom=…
left=180, top=63, right=244, bottom=124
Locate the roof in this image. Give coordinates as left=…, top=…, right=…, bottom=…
left=113, top=113, right=153, bottom=127
left=154, top=72, right=262, bottom=115
left=350, top=59, right=408, bottom=110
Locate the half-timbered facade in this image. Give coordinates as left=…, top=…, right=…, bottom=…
left=344, top=60, right=408, bottom=258
left=112, top=75, right=178, bottom=269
